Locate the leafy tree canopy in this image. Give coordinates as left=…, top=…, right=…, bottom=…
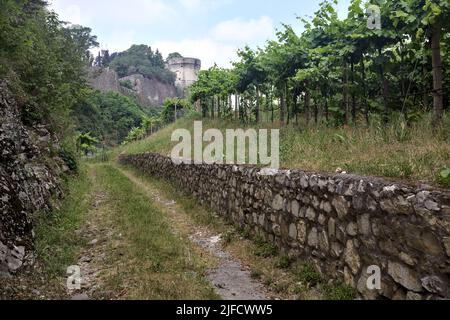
left=108, top=45, right=176, bottom=84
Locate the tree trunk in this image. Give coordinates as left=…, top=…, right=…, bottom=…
left=361, top=54, right=369, bottom=126
left=235, top=94, right=239, bottom=121
left=285, top=82, right=290, bottom=125
left=304, top=83, right=310, bottom=125
left=342, top=59, right=349, bottom=125
left=431, top=24, right=444, bottom=124
left=293, top=92, right=298, bottom=125
left=271, top=92, right=274, bottom=123
left=255, top=87, right=260, bottom=123
left=422, top=65, right=429, bottom=110
left=280, top=84, right=286, bottom=125
left=351, top=59, right=356, bottom=124
left=174, top=102, right=177, bottom=122
left=217, top=96, right=221, bottom=118
left=314, top=98, right=318, bottom=124
left=378, top=48, right=389, bottom=124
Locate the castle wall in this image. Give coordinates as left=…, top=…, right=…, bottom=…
left=167, top=58, right=201, bottom=90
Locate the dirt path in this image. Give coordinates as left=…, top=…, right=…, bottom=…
left=116, top=165, right=269, bottom=300
left=68, top=171, right=128, bottom=300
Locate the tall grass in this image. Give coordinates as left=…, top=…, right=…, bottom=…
left=118, top=112, right=450, bottom=187
left=34, top=166, right=91, bottom=276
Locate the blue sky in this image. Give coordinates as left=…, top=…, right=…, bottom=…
left=50, top=0, right=351, bottom=68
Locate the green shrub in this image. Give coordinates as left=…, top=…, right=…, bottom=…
left=253, top=237, right=278, bottom=258
left=59, top=148, right=78, bottom=172
left=295, top=263, right=322, bottom=286
left=323, top=282, right=356, bottom=300
left=275, top=255, right=292, bottom=269
left=438, top=167, right=450, bottom=187
left=120, top=80, right=134, bottom=90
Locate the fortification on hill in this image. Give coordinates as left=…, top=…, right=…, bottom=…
left=167, top=57, right=201, bottom=90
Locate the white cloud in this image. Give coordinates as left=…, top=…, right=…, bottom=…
left=179, top=0, right=202, bottom=9
left=210, top=16, right=275, bottom=43
left=152, top=16, right=275, bottom=69
left=49, top=0, right=175, bottom=26
left=153, top=38, right=237, bottom=69
left=179, top=0, right=232, bottom=12
left=49, top=1, right=276, bottom=70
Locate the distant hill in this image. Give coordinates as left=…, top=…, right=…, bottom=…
left=89, top=45, right=182, bottom=107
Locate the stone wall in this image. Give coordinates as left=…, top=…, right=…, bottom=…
left=0, top=81, right=63, bottom=276
left=119, top=152, right=450, bottom=300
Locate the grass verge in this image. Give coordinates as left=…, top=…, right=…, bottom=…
left=116, top=113, right=450, bottom=188
left=0, top=166, right=92, bottom=299
left=34, top=167, right=91, bottom=277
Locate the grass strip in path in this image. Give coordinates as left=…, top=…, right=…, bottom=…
left=92, top=164, right=218, bottom=300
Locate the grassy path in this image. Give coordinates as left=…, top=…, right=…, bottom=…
left=116, top=165, right=270, bottom=300
left=2, top=161, right=354, bottom=300
left=78, top=163, right=219, bottom=299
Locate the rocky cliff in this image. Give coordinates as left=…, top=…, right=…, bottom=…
left=89, top=67, right=178, bottom=107
left=0, top=81, right=65, bottom=276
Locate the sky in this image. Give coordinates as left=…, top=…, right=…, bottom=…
left=49, top=0, right=352, bottom=69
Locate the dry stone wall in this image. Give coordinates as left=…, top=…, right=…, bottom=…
left=119, top=152, right=450, bottom=300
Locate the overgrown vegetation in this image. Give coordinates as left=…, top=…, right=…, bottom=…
left=72, top=90, right=153, bottom=146
left=189, top=0, right=449, bottom=133
left=161, top=98, right=192, bottom=123
left=0, top=0, right=98, bottom=142
left=95, top=44, right=176, bottom=84
left=118, top=114, right=450, bottom=187
left=34, top=166, right=91, bottom=282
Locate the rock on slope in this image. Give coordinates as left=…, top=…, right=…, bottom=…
left=89, top=67, right=178, bottom=107
left=0, top=81, right=64, bottom=276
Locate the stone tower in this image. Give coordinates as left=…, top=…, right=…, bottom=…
left=167, top=57, right=201, bottom=90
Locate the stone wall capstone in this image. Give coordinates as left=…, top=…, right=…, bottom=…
left=119, top=152, right=450, bottom=300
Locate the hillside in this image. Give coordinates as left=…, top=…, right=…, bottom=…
left=72, top=90, right=155, bottom=146
left=89, top=45, right=179, bottom=107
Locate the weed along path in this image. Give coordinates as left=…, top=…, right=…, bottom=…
left=116, top=165, right=269, bottom=300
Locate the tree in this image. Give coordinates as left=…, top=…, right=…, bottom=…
left=108, top=45, right=176, bottom=84
left=161, top=98, right=191, bottom=123
left=0, top=0, right=98, bottom=140
left=167, top=52, right=183, bottom=62
left=391, top=0, right=450, bottom=124
left=76, top=132, right=99, bottom=156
